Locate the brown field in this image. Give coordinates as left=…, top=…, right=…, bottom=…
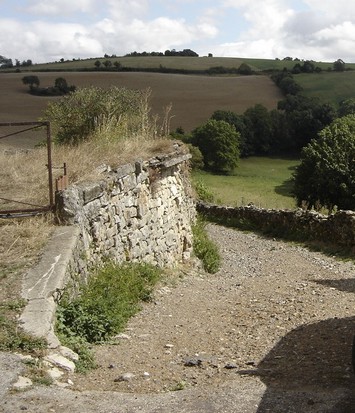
left=0, top=72, right=283, bottom=148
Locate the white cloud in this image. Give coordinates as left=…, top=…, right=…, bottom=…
left=302, top=0, right=355, bottom=21
left=106, top=0, right=149, bottom=22
left=215, top=0, right=355, bottom=61
left=24, top=0, right=96, bottom=15
left=0, top=19, right=103, bottom=62
left=93, top=16, right=217, bottom=55
left=2, top=0, right=355, bottom=63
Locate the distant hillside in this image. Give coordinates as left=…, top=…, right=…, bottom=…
left=0, top=72, right=283, bottom=139
left=2, top=55, right=355, bottom=145
left=5, top=55, right=355, bottom=73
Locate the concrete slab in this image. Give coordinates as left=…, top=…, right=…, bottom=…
left=19, top=226, right=80, bottom=347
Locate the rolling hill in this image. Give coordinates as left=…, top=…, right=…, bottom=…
left=0, top=71, right=283, bottom=148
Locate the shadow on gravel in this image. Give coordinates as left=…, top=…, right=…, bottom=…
left=315, top=279, right=355, bottom=295
left=249, top=316, right=355, bottom=412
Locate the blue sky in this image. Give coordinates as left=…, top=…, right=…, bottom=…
left=1, top=0, right=355, bottom=63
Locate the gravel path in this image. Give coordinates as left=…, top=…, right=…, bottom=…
left=2, top=223, right=355, bottom=413
left=73, top=223, right=355, bottom=395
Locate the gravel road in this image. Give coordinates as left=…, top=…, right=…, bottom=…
left=1, top=223, right=355, bottom=412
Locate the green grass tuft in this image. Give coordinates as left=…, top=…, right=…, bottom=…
left=192, top=217, right=221, bottom=273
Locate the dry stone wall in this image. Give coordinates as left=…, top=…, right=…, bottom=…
left=56, top=144, right=196, bottom=278
left=197, top=202, right=355, bottom=251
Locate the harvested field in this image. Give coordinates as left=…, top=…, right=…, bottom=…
left=0, top=72, right=283, bottom=148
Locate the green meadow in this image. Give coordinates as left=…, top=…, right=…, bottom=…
left=296, top=71, right=355, bottom=105
left=193, top=157, right=300, bottom=210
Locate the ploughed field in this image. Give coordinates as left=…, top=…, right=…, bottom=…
left=0, top=72, right=283, bottom=148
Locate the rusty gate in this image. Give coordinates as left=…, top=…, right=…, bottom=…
left=0, top=121, right=56, bottom=217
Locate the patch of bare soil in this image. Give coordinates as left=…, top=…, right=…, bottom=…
left=72, top=224, right=355, bottom=395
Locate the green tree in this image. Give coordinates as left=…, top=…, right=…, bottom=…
left=22, top=75, right=40, bottom=89
left=238, top=63, right=252, bottom=75
left=293, top=115, right=355, bottom=211
left=94, top=60, right=101, bottom=68
left=279, top=76, right=303, bottom=95
left=243, top=104, right=273, bottom=155
left=302, top=60, right=316, bottom=73
left=338, top=98, right=355, bottom=117
left=0, top=55, right=13, bottom=68
left=114, top=61, right=122, bottom=70
left=210, top=110, right=249, bottom=156
left=333, top=59, right=345, bottom=72
left=186, top=144, right=204, bottom=170
left=278, top=95, right=336, bottom=151
left=269, top=109, right=292, bottom=154
left=54, top=77, right=68, bottom=92
left=191, top=119, right=240, bottom=173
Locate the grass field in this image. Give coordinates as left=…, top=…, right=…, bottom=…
left=193, top=157, right=299, bottom=210
left=9, top=55, right=354, bottom=73
left=0, top=71, right=283, bottom=148
left=296, top=71, right=355, bottom=105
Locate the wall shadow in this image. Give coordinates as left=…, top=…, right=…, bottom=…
left=314, top=279, right=355, bottom=295
left=238, top=278, right=355, bottom=412
left=251, top=316, right=355, bottom=412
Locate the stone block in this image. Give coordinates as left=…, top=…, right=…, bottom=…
left=82, top=182, right=104, bottom=204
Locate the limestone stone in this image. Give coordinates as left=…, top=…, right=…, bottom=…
left=12, top=376, right=33, bottom=390
left=44, top=353, right=76, bottom=372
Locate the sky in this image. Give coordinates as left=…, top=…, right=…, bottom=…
left=1, top=0, right=355, bottom=64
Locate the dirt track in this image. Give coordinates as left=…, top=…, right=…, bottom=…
left=2, top=223, right=354, bottom=412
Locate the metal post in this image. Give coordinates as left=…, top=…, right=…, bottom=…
left=46, top=122, right=54, bottom=209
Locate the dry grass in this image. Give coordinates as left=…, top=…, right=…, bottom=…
left=0, top=215, right=54, bottom=280
left=1, top=136, right=174, bottom=208
left=49, top=136, right=175, bottom=184
left=0, top=148, right=52, bottom=210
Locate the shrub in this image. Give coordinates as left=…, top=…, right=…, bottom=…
left=186, top=144, right=204, bottom=170
left=44, top=86, right=152, bottom=145
left=56, top=262, right=162, bottom=372
left=193, top=180, right=214, bottom=203
left=56, top=262, right=162, bottom=343
left=192, top=217, right=221, bottom=273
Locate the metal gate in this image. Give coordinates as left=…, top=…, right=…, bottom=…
left=0, top=121, right=54, bottom=217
